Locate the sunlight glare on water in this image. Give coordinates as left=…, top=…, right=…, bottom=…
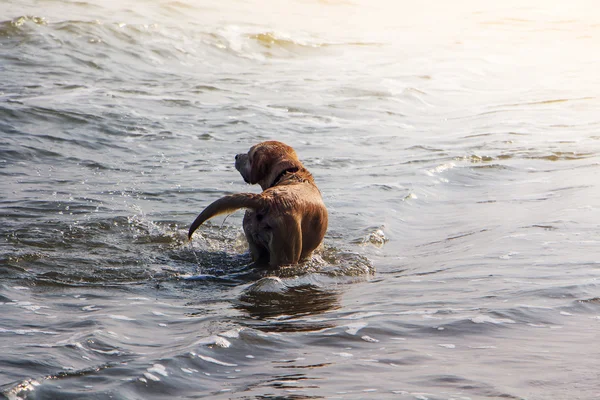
left=1, top=0, right=600, bottom=399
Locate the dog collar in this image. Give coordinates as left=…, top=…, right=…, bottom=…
left=270, top=167, right=300, bottom=188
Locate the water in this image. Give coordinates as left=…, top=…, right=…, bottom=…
left=1, top=0, right=600, bottom=399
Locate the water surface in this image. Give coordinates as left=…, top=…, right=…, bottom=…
left=1, top=1, right=600, bottom=399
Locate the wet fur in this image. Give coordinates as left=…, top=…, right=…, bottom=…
left=188, top=141, right=328, bottom=267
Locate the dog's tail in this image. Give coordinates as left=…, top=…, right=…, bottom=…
left=188, top=193, right=265, bottom=240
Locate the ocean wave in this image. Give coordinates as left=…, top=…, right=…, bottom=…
left=205, top=27, right=381, bottom=60
left=2, top=14, right=379, bottom=67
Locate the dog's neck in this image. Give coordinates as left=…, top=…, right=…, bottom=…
left=269, top=167, right=300, bottom=188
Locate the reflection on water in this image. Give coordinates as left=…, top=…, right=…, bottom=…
left=237, top=281, right=341, bottom=332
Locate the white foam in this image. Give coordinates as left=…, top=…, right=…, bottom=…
left=194, top=335, right=231, bottom=348
left=245, top=276, right=286, bottom=293
left=147, top=364, right=168, bottom=377
left=361, top=335, right=379, bottom=343
left=345, top=322, right=367, bottom=335
left=197, top=354, right=237, bottom=367
left=219, top=328, right=243, bottom=338
left=426, top=162, right=456, bottom=176
left=143, top=372, right=160, bottom=382
left=334, top=352, right=353, bottom=358
left=560, top=311, right=573, bottom=316
left=0, top=327, right=58, bottom=335
left=471, top=315, right=516, bottom=324
left=109, top=315, right=136, bottom=321
left=4, top=378, right=40, bottom=400
left=527, top=323, right=547, bottom=328
left=181, top=368, right=195, bottom=374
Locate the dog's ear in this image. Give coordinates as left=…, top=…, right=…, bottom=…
left=249, top=150, right=268, bottom=184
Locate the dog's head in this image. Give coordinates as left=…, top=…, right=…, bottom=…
left=235, top=141, right=302, bottom=190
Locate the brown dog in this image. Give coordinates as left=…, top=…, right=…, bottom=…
left=188, top=141, right=328, bottom=267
